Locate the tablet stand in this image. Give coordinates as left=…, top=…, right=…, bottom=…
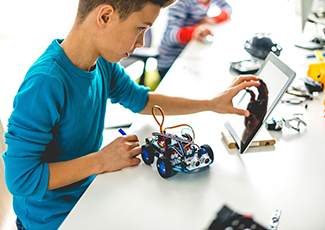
left=221, top=127, right=276, bottom=150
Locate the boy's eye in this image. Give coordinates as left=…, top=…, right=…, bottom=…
left=139, top=27, right=146, bottom=33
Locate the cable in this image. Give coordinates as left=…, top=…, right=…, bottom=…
left=151, top=105, right=196, bottom=140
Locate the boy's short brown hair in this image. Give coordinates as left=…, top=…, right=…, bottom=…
left=77, top=0, right=177, bottom=22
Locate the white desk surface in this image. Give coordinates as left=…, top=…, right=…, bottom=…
left=59, top=1, right=325, bottom=229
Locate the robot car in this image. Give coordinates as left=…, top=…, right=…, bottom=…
left=141, top=105, right=214, bottom=178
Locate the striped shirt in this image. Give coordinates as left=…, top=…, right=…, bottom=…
left=158, top=0, right=232, bottom=73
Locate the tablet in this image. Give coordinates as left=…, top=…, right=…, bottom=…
left=224, top=52, right=296, bottom=154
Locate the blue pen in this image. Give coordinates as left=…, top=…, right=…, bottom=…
left=306, top=53, right=325, bottom=58
left=118, top=128, right=127, bottom=136
left=118, top=128, right=137, bottom=158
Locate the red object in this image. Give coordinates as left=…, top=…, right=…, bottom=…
left=213, top=9, right=230, bottom=23
left=177, top=25, right=198, bottom=44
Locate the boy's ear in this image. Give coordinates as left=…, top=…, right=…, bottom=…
left=98, top=5, right=115, bottom=27
left=101, top=13, right=109, bottom=23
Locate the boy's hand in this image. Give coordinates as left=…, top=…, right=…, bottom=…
left=192, top=24, right=213, bottom=42
left=200, top=16, right=216, bottom=25
left=97, top=134, right=142, bottom=173
left=211, top=75, right=261, bottom=117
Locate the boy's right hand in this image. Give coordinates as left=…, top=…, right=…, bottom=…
left=200, top=16, right=216, bottom=25
left=97, top=134, right=142, bottom=173
left=192, top=24, right=213, bottom=42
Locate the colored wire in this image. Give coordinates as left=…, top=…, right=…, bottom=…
left=151, top=105, right=196, bottom=140
left=152, top=105, right=165, bottom=133
left=165, top=124, right=195, bottom=140
left=281, top=97, right=308, bottom=109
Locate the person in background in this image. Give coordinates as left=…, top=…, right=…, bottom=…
left=158, top=0, right=232, bottom=79
left=2, top=0, right=258, bottom=229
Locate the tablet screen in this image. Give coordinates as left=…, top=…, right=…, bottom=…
left=224, top=53, right=296, bottom=153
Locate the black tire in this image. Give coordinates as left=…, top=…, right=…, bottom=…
left=157, top=157, right=173, bottom=178
left=164, top=147, right=175, bottom=159
left=141, top=144, right=154, bottom=165
left=200, top=144, right=214, bottom=163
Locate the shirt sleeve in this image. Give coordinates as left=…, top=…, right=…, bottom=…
left=3, top=75, right=64, bottom=201
left=99, top=58, right=150, bottom=113
left=177, top=25, right=198, bottom=44
left=212, top=0, right=232, bottom=23
left=213, top=9, right=230, bottom=23
left=162, top=1, right=192, bottom=47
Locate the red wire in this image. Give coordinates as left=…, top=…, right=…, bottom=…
left=151, top=105, right=195, bottom=140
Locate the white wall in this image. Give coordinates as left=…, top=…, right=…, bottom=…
left=0, top=0, right=298, bottom=129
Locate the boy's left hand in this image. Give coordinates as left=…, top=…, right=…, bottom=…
left=211, top=75, right=261, bottom=117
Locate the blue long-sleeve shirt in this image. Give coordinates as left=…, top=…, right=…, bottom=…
left=2, top=39, right=150, bottom=230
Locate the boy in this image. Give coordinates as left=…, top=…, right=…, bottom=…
left=158, top=0, right=232, bottom=78
left=2, top=0, right=260, bottom=229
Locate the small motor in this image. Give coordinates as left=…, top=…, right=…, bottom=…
left=230, top=34, right=282, bottom=74
left=244, top=34, right=282, bottom=60
left=265, top=118, right=283, bottom=131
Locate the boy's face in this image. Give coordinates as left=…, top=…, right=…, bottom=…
left=98, top=3, right=161, bottom=63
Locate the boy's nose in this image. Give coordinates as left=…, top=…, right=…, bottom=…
left=135, top=33, right=145, bottom=48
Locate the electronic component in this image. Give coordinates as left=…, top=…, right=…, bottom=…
left=230, top=60, right=261, bottom=74
left=230, top=34, right=281, bottom=75
left=282, top=116, right=307, bottom=132
left=265, top=118, right=283, bottom=131
left=307, top=62, right=325, bottom=85
left=301, top=76, right=324, bottom=93
left=268, top=209, right=281, bottom=230
left=140, top=105, right=213, bottom=178
left=314, top=50, right=324, bottom=60
left=208, top=205, right=268, bottom=230
left=266, top=116, right=307, bottom=132
left=244, top=34, right=282, bottom=60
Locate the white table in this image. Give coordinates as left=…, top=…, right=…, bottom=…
left=59, top=1, right=325, bottom=229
